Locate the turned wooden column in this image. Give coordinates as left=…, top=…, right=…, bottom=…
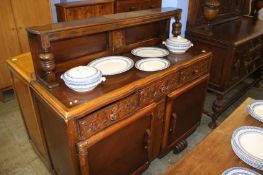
left=38, top=48, right=59, bottom=88
left=172, top=12, right=182, bottom=37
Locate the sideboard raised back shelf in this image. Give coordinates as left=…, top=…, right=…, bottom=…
left=25, top=8, right=212, bottom=175
left=187, top=0, right=263, bottom=128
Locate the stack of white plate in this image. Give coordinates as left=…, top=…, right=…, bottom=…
left=163, top=36, right=193, bottom=54
left=61, top=66, right=106, bottom=92
left=222, top=167, right=260, bottom=175
left=248, top=100, right=263, bottom=122
left=231, top=126, right=263, bottom=170
left=131, top=47, right=170, bottom=72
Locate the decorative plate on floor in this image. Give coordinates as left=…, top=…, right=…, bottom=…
left=231, top=126, right=263, bottom=170
left=135, top=58, right=170, bottom=72
left=248, top=100, right=263, bottom=122
left=131, top=47, right=169, bottom=57
left=222, top=167, right=261, bottom=175
left=88, top=56, right=134, bottom=76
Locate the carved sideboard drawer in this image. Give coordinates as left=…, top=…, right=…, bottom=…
left=179, top=59, right=209, bottom=85
left=78, top=93, right=139, bottom=140
left=139, top=71, right=180, bottom=107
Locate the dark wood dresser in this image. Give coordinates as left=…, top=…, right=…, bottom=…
left=55, top=0, right=162, bottom=22
left=55, top=0, right=115, bottom=22
left=23, top=8, right=212, bottom=175
left=186, top=0, right=263, bottom=128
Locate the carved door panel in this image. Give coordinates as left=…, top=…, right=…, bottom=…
left=77, top=102, right=165, bottom=175
left=163, top=79, right=208, bottom=151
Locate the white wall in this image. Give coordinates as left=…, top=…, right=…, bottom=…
left=162, top=0, right=189, bottom=36
left=51, top=0, right=60, bottom=22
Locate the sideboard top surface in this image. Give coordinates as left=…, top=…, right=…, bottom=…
left=190, top=16, right=263, bottom=46
left=31, top=47, right=210, bottom=113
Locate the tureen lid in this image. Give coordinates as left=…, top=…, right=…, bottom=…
left=168, top=36, right=190, bottom=43
left=64, top=66, right=99, bottom=79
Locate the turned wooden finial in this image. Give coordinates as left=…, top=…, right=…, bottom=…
left=39, top=48, right=59, bottom=88
left=172, top=13, right=182, bottom=37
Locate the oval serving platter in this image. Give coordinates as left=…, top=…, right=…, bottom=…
left=88, top=56, right=134, bottom=76
left=248, top=100, right=263, bottom=123
left=231, top=126, right=263, bottom=170
left=222, top=167, right=261, bottom=175
left=131, top=47, right=169, bottom=58
left=135, top=58, right=170, bottom=72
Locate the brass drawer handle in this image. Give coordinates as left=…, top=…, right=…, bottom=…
left=109, top=114, right=117, bottom=121
left=149, top=5, right=156, bottom=9
left=193, top=69, right=199, bottom=74
left=153, top=90, right=158, bottom=97
left=128, top=6, right=136, bottom=11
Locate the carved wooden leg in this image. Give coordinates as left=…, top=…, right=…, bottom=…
left=173, top=139, right=188, bottom=154
left=208, top=113, right=218, bottom=129
left=209, top=94, right=224, bottom=129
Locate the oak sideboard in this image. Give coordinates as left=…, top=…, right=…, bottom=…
left=8, top=8, right=212, bottom=175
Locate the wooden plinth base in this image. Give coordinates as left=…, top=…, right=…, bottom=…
left=173, top=140, right=188, bottom=154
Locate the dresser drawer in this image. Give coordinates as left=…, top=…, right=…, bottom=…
left=139, top=71, right=180, bottom=107
left=78, top=93, right=139, bottom=139
left=179, top=59, right=210, bottom=85
left=65, top=4, right=113, bottom=21
left=115, top=0, right=141, bottom=13
left=115, top=0, right=161, bottom=13
left=141, top=0, right=161, bottom=10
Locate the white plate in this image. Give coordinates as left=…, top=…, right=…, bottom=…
left=88, top=56, right=134, bottom=76
left=222, top=167, right=260, bottom=175
left=131, top=47, right=169, bottom=57
left=248, top=100, right=263, bottom=123
left=231, top=126, right=263, bottom=170
left=135, top=58, right=170, bottom=72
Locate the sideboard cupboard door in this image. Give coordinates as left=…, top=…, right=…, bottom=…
left=11, top=0, right=52, bottom=53
left=162, top=76, right=209, bottom=152
left=0, top=0, right=21, bottom=89
left=77, top=102, right=163, bottom=175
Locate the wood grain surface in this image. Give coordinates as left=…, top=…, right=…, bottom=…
left=165, top=97, right=263, bottom=175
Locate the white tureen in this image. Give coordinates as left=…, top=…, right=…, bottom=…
left=163, top=36, right=193, bottom=54
left=61, top=66, right=106, bottom=92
